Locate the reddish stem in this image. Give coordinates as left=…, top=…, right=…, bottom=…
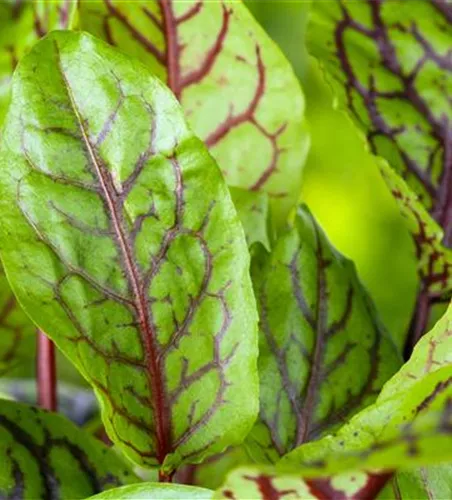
left=36, top=330, right=57, bottom=412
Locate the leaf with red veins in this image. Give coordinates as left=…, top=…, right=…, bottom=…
left=0, top=399, right=138, bottom=499
left=0, top=0, right=76, bottom=127
left=308, top=0, right=452, bottom=341
left=77, top=0, right=310, bottom=225
left=246, top=205, right=400, bottom=464
left=281, top=303, right=452, bottom=477
left=0, top=31, right=259, bottom=473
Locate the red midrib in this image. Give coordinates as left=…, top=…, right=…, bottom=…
left=59, top=60, right=171, bottom=464
left=159, top=0, right=181, bottom=98
left=85, top=139, right=171, bottom=464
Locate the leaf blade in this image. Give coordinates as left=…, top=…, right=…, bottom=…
left=77, top=0, right=310, bottom=224
left=0, top=31, right=259, bottom=472
left=246, top=205, right=401, bottom=462
left=0, top=399, right=137, bottom=500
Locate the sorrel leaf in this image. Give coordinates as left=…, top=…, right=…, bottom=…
left=87, top=483, right=213, bottom=499
left=281, top=302, right=452, bottom=474
left=307, top=0, right=452, bottom=239
left=379, top=161, right=452, bottom=297
left=0, top=0, right=75, bottom=126
left=307, top=0, right=452, bottom=344
left=0, top=264, right=36, bottom=377
left=229, top=188, right=271, bottom=251
left=214, top=466, right=394, bottom=500
left=213, top=466, right=316, bottom=500
left=0, top=399, right=138, bottom=500
left=77, top=0, right=310, bottom=223
left=246, top=205, right=400, bottom=463
left=378, top=464, right=452, bottom=500
left=0, top=379, right=97, bottom=425
left=0, top=31, right=259, bottom=472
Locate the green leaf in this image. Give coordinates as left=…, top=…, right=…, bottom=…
left=307, top=0, right=451, bottom=232
left=307, top=0, right=452, bottom=311
left=0, top=264, right=36, bottom=377
left=379, top=160, right=452, bottom=297
left=246, top=205, right=400, bottom=463
left=229, top=187, right=271, bottom=251
left=280, top=302, right=452, bottom=475
left=378, top=464, right=452, bottom=500
left=87, top=483, right=213, bottom=499
left=0, top=399, right=137, bottom=499
left=77, top=0, right=310, bottom=224
left=213, top=466, right=317, bottom=500
left=0, top=378, right=97, bottom=425
left=0, top=0, right=75, bottom=126
left=0, top=31, right=259, bottom=473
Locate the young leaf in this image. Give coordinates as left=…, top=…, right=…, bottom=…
left=229, top=187, right=271, bottom=251
left=0, top=31, right=259, bottom=472
left=378, top=464, right=452, bottom=500
left=280, top=302, right=452, bottom=475
left=246, top=205, right=400, bottom=463
left=87, top=483, right=213, bottom=499
left=0, top=0, right=75, bottom=126
left=0, top=264, right=36, bottom=377
left=0, top=399, right=137, bottom=499
left=77, top=0, right=310, bottom=223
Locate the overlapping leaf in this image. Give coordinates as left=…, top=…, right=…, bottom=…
left=213, top=466, right=317, bottom=500
left=280, top=302, right=452, bottom=475
left=0, top=31, right=259, bottom=472
left=0, top=0, right=75, bottom=126
left=307, top=0, right=452, bottom=303
left=87, top=483, right=213, bottom=499
left=246, top=205, right=400, bottom=463
left=77, top=0, right=310, bottom=224
left=379, top=464, right=452, bottom=500
left=0, top=399, right=137, bottom=499
left=0, top=265, right=36, bottom=377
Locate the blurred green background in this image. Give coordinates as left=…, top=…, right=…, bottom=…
left=246, top=1, right=418, bottom=348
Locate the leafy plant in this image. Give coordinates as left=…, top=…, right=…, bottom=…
left=0, top=1, right=450, bottom=499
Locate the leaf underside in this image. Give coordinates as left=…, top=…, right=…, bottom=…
left=308, top=0, right=452, bottom=294
left=246, top=206, right=400, bottom=463
left=0, top=31, right=258, bottom=472
left=0, top=400, right=137, bottom=500
left=77, top=0, right=310, bottom=223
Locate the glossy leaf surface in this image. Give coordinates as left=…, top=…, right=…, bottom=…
left=247, top=205, right=400, bottom=463
left=0, top=0, right=75, bottom=126
left=0, top=399, right=137, bottom=499
left=0, top=264, right=36, bottom=377
left=281, top=302, right=452, bottom=474
left=77, top=0, right=310, bottom=223
left=379, top=464, right=452, bottom=500
left=0, top=31, right=258, bottom=472
left=88, top=483, right=213, bottom=499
